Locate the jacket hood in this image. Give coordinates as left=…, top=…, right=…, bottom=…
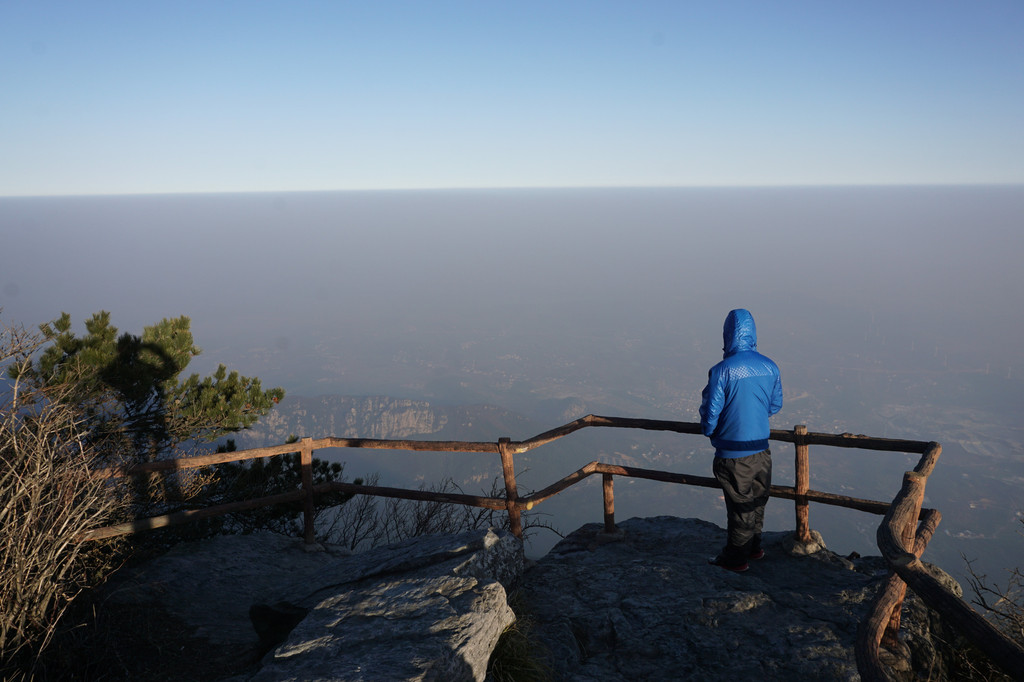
left=723, top=309, right=757, bottom=356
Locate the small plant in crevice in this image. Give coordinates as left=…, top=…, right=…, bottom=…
left=487, top=590, right=554, bottom=682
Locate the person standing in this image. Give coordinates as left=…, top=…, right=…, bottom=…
left=700, top=309, right=783, bottom=572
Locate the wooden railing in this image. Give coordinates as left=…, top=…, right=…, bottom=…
left=84, top=414, right=1024, bottom=680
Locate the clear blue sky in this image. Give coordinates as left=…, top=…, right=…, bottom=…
left=2, top=1, right=1023, bottom=196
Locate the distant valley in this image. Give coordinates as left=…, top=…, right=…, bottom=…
left=229, top=385, right=1024, bottom=580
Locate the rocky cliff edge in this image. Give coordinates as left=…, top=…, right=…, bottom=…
left=103, top=517, right=961, bottom=681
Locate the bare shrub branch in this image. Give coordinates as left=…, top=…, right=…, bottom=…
left=321, top=474, right=562, bottom=552
left=966, top=554, right=1024, bottom=644
left=0, top=316, right=127, bottom=675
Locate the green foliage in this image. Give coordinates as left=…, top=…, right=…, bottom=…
left=24, top=311, right=284, bottom=462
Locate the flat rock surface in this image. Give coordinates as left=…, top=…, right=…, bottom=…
left=519, top=516, right=915, bottom=681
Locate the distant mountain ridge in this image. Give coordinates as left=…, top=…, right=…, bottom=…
left=233, top=394, right=582, bottom=450
left=227, top=394, right=612, bottom=517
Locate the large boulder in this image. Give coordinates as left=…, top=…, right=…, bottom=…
left=249, top=528, right=523, bottom=682
left=519, top=516, right=957, bottom=681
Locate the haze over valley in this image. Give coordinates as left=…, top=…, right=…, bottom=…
left=3, top=186, right=1023, bottom=581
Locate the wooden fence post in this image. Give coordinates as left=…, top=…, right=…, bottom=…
left=883, top=471, right=925, bottom=648
left=603, top=473, right=616, bottom=534
left=301, top=437, right=315, bottom=546
left=794, top=424, right=811, bottom=542
left=498, top=438, right=523, bottom=539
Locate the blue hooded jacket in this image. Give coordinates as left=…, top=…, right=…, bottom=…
left=699, top=309, right=783, bottom=458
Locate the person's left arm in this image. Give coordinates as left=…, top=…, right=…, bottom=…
left=769, top=367, right=783, bottom=416
left=700, top=366, right=724, bottom=437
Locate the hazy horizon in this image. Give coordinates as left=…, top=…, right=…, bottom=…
left=6, top=181, right=1023, bottom=199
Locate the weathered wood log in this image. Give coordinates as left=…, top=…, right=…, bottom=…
left=856, top=507, right=944, bottom=681
left=883, top=472, right=925, bottom=646
left=857, top=571, right=908, bottom=681
left=912, top=508, right=942, bottom=553
left=878, top=472, right=1024, bottom=676
left=912, top=442, right=941, bottom=478
left=877, top=473, right=929, bottom=564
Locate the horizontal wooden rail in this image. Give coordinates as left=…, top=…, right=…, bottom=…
left=87, top=417, right=935, bottom=545
left=515, top=460, right=902, bottom=517
left=572, top=414, right=935, bottom=454
left=517, top=461, right=602, bottom=509
left=514, top=415, right=701, bottom=453
left=94, top=436, right=500, bottom=479
left=771, top=429, right=935, bottom=454
left=324, top=480, right=507, bottom=511
left=319, top=436, right=499, bottom=454
left=81, top=481, right=505, bottom=542
left=82, top=488, right=306, bottom=541
left=590, top=461, right=914, bottom=517
left=94, top=417, right=934, bottom=480
left=93, top=442, right=307, bottom=478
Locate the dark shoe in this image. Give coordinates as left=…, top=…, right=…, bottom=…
left=749, top=548, right=765, bottom=560
left=708, top=555, right=749, bottom=572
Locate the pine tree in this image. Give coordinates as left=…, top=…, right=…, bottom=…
left=24, top=311, right=284, bottom=463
